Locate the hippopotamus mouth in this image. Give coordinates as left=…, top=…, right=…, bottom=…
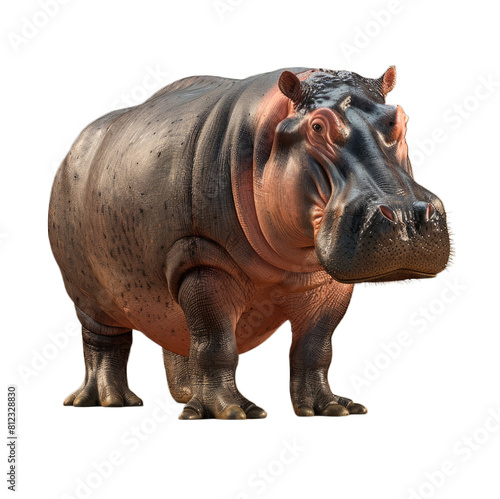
left=338, top=269, right=437, bottom=284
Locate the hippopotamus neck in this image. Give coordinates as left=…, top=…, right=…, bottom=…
left=230, top=68, right=323, bottom=274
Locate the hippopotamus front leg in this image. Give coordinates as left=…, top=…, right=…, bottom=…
left=175, top=267, right=266, bottom=420
left=286, top=281, right=367, bottom=417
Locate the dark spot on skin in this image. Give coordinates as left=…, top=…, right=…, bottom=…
left=157, top=152, right=161, bottom=157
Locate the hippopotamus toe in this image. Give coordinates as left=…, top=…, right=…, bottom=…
left=347, top=402, right=368, bottom=415
left=318, top=403, right=350, bottom=417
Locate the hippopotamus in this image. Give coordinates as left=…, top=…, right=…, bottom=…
left=49, top=66, right=450, bottom=419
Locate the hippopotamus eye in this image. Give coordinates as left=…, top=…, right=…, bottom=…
left=312, top=123, right=323, bottom=133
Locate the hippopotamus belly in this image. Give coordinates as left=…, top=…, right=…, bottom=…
left=113, top=285, right=288, bottom=355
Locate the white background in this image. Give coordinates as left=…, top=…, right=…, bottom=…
left=2, top=1, right=499, bottom=498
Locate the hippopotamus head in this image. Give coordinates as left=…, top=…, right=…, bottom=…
left=252, top=67, right=450, bottom=282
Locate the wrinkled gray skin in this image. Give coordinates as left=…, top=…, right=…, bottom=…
left=49, top=67, right=450, bottom=419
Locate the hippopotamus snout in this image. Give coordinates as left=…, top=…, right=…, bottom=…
left=315, top=187, right=450, bottom=283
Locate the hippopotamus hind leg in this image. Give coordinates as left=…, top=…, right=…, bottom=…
left=63, top=325, right=143, bottom=407
left=162, top=349, right=192, bottom=403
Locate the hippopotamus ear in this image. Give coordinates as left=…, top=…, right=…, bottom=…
left=278, top=71, right=304, bottom=106
left=378, top=66, right=397, bottom=97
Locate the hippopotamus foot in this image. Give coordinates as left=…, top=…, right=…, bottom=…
left=176, top=267, right=266, bottom=420
left=291, top=382, right=367, bottom=417
left=63, top=327, right=143, bottom=407
left=179, top=392, right=267, bottom=420
left=163, top=343, right=266, bottom=420
left=290, top=375, right=351, bottom=417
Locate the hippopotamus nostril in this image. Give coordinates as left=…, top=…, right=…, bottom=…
left=426, top=203, right=436, bottom=221
left=413, top=201, right=436, bottom=222
left=379, top=204, right=396, bottom=223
